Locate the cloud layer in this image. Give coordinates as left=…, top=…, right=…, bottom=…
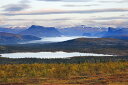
left=38, top=0, right=94, bottom=2
left=0, top=0, right=128, bottom=27
left=2, top=4, right=30, bottom=12
left=2, top=8, right=128, bottom=16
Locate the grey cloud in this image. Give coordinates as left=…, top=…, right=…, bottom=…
left=98, top=20, right=128, bottom=27
left=1, top=17, right=128, bottom=28
left=2, top=8, right=128, bottom=16
left=3, top=16, right=128, bottom=22
left=20, top=0, right=30, bottom=3
left=3, top=18, right=70, bottom=21
left=82, top=19, right=128, bottom=28
left=63, top=4, right=99, bottom=7
left=37, top=0, right=94, bottom=2
left=2, top=4, right=30, bottom=12
left=92, top=16, right=128, bottom=20
left=2, top=0, right=31, bottom=12
left=100, top=0, right=128, bottom=3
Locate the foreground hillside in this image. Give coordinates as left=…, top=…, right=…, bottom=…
left=0, top=62, right=128, bottom=85
left=1, top=38, right=128, bottom=55
left=0, top=32, right=41, bottom=44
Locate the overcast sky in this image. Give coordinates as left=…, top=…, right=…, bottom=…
left=0, top=0, right=128, bottom=28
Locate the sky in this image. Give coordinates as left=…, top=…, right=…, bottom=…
left=0, top=0, right=128, bottom=28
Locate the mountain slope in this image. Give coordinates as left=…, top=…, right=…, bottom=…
left=20, top=25, right=61, bottom=37
left=103, top=35, right=128, bottom=40
left=0, top=32, right=41, bottom=44
left=102, top=27, right=128, bottom=40
left=56, top=38, right=127, bottom=46
left=105, top=27, right=128, bottom=36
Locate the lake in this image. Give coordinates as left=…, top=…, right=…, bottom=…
left=0, top=51, right=113, bottom=58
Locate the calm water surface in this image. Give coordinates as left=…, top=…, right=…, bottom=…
left=1, top=51, right=113, bottom=58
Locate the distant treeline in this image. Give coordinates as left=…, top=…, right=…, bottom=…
left=0, top=56, right=128, bottom=64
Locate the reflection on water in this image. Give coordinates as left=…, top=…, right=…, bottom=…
left=1, top=51, right=113, bottom=59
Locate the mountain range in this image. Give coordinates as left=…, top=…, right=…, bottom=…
left=0, top=25, right=128, bottom=43
left=58, top=25, right=128, bottom=40
left=58, top=25, right=107, bottom=36
left=101, top=27, right=128, bottom=40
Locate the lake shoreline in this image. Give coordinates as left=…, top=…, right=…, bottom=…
left=0, top=51, right=114, bottom=59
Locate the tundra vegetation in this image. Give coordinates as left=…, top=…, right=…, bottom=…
left=0, top=57, right=128, bottom=85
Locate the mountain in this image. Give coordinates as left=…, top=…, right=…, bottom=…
left=83, top=31, right=107, bottom=37
left=107, top=27, right=128, bottom=35
left=20, top=25, right=62, bottom=37
left=0, top=32, right=41, bottom=44
left=0, top=27, right=25, bottom=34
left=58, top=25, right=107, bottom=36
left=103, top=27, right=128, bottom=36
left=102, top=27, right=128, bottom=40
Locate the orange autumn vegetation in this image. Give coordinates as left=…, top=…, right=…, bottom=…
left=0, top=62, right=128, bottom=83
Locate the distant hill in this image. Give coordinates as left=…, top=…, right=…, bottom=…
left=103, top=35, right=128, bottom=40
left=0, top=32, right=41, bottom=44
left=20, top=25, right=62, bottom=37
left=56, top=38, right=127, bottom=46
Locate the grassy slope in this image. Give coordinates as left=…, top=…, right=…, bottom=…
left=0, top=62, right=128, bottom=85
